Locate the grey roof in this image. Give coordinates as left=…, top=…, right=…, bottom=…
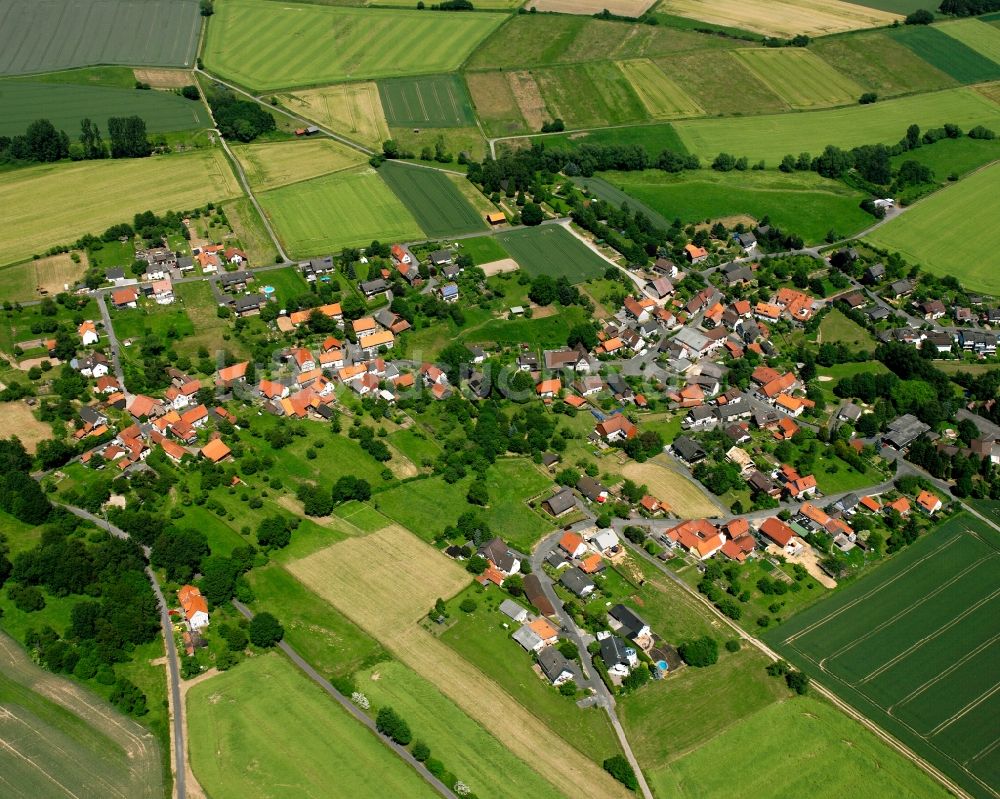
left=748, top=470, right=778, bottom=494
left=737, top=232, right=756, bottom=247
left=537, top=647, right=575, bottom=683
left=79, top=405, right=105, bottom=425
left=430, top=249, right=454, bottom=265
left=885, top=414, right=930, bottom=448
left=576, top=476, right=606, bottom=502
left=673, top=327, right=711, bottom=354
left=559, top=567, right=595, bottom=597
left=609, top=604, right=647, bottom=640
left=599, top=635, right=632, bottom=668
left=512, top=625, right=543, bottom=652
left=544, top=487, right=576, bottom=516
left=478, top=537, right=519, bottom=574
left=220, top=270, right=250, bottom=286
left=105, top=267, right=126, bottom=280
left=523, top=574, right=555, bottom=616
left=499, top=599, right=528, bottom=621
left=176, top=256, right=193, bottom=269
left=837, top=402, right=862, bottom=422
left=374, top=308, right=396, bottom=328
left=234, top=294, right=266, bottom=312
left=673, top=436, right=705, bottom=462
left=360, top=278, right=388, bottom=294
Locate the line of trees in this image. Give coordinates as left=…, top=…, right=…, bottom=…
left=0, top=116, right=151, bottom=166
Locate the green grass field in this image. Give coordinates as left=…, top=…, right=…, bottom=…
left=532, top=122, right=688, bottom=155
left=533, top=62, right=648, bottom=129
left=732, top=48, right=864, bottom=110
left=599, top=169, right=871, bottom=244
left=0, top=0, right=200, bottom=75
left=866, top=161, right=1000, bottom=295
left=259, top=167, right=423, bottom=257
left=1, top=149, right=242, bottom=267
left=673, top=87, right=1000, bottom=162
left=454, top=235, right=510, bottom=265
left=0, top=80, right=208, bottom=137
left=652, top=50, right=788, bottom=116
left=378, top=74, right=475, bottom=127
left=765, top=514, right=1000, bottom=799
left=938, top=18, right=1000, bottom=65
left=819, top=308, right=876, bottom=350
left=845, top=0, right=929, bottom=11
left=496, top=225, right=608, bottom=284
left=573, top=176, right=672, bottom=230
left=889, top=133, right=1000, bottom=179
left=377, top=161, right=485, bottom=238
left=356, top=661, right=565, bottom=799
left=231, top=139, right=365, bottom=192
left=887, top=25, right=1000, bottom=84
left=187, top=653, right=438, bottom=799
left=204, top=0, right=505, bottom=91
left=617, top=59, right=704, bottom=119
left=649, top=696, right=952, bottom=799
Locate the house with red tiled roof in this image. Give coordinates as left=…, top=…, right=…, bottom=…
left=127, top=394, right=162, bottom=420
left=887, top=496, right=911, bottom=516
left=536, top=378, right=561, bottom=399
left=595, top=415, right=637, bottom=442
left=916, top=490, right=942, bottom=515
left=178, top=585, right=209, bottom=630
left=111, top=286, right=139, bottom=308
left=759, top=517, right=802, bottom=555
left=786, top=474, right=817, bottom=500
left=95, top=375, right=120, bottom=394
left=664, top=518, right=724, bottom=560
left=258, top=380, right=289, bottom=400
left=684, top=243, right=708, bottom=263
left=78, top=320, right=99, bottom=346
left=773, top=417, right=799, bottom=441
left=859, top=495, right=882, bottom=513
left=217, top=361, right=248, bottom=388
left=559, top=532, right=587, bottom=559
left=201, top=438, right=231, bottom=464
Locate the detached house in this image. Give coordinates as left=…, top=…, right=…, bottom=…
left=178, top=585, right=209, bottom=631
left=595, top=415, right=637, bottom=443
left=78, top=320, right=99, bottom=346
left=600, top=635, right=639, bottom=678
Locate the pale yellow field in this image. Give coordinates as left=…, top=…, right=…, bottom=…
left=733, top=48, right=864, bottom=110
left=621, top=457, right=724, bottom=518
left=617, top=59, right=704, bottom=119
left=0, top=150, right=241, bottom=267
left=231, top=139, right=365, bottom=191
left=287, top=525, right=631, bottom=799
left=528, top=0, right=655, bottom=16
left=0, top=402, right=56, bottom=453
left=507, top=71, right=550, bottom=132
left=976, top=81, right=1000, bottom=105
left=282, top=82, right=390, bottom=150
left=657, top=0, right=901, bottom=37
left=0, top=251, right=89, bottom=302
left=133, top=68, right=193, bottom=88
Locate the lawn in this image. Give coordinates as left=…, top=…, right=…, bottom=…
left=0, top=632, right=163, bottom=799
left=0, top=150, right=241, bottom=267
left=533, top=62, right=648, bottom=129
left=460, top=305, right=590, bottom=350
left=764, top=513, right=1000, bottom=799
left=617, top=59, right=704, bottom=119
left=231, top=139, right=365, bottom=192
left=649, top=696, right=952, bottom=799
left=387, top=428, right=442, bottom=467
left=187, top=653, right=438, bottom=799
left=656, top=0, right=899, bottom=37
left=652, top=50, right=788, bottom=116
left=865, top=161, right=1000, bottom=295
left=203, top=0, right=505, bottom=91
left=818, top=308, right=875, bottom=350
left=0, top=80, right=208, bottom=137
left=377, top=161, right=485, bottom=238
left=173, top=280, right=248, bottom=360
left=355, top=661, right=565, bottom=799
left=378, top=74, right=475, bottom=127
left=600, top=169, right=871, bottom=244
left=258, top=167, right=423, bottom=258
left=497, top=225, right=608, bottom=283
left=0, top=0, right=200, bottom=75
left=886, top=25, right=1000, bottom=84
left=111, top=298, right=195, bottom=343
left=811, top=32, right=957, bottom=98
left=455, top=235, right=510, bottom=265
left=673, top=86, right=1000, bottom=162
left=732, top=48, right=864, bottom=110
left=938, top=18, right=1000, bottom=65
left=255, top=264, right=309, bottom=308
left=888, top=135, right=1000, bottom=179
left=280, top=81, right=389, bottom=149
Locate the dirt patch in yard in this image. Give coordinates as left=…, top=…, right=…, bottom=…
left=0, top=401, right=53, bottom=453
left=766, top=542, right=837, bottom=589
left=133, top=68, right=194, bottom=89
left=17, top=357, right=59, bottom=370
left=480, top=257, right=520, bottom=276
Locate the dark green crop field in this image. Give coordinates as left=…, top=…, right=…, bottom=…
left=378, top=74, right=475, bottom=128
left=887, top=25, right=1000, bottom=84
left=0, top=0, right=201, bottom=75
left=0, top=81, right=209, bottom=136
left=497, top=224, right=607, bottom=283
left=765, top=513, right=1000, bottom=799
left=378, top=161, right=484, bottom=238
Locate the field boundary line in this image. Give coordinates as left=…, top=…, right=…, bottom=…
left=928, top=682, right=1000, bottom=738
left=863, top=584, right=1000, bottom=686
left=826, top=555, right=998, bottom=670
left=887, top=632, right=1000, bottom=712
left=969, top=735, right=1000, bottom=765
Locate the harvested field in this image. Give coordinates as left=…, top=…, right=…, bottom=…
left=231, top=139, right=364, bottom=192
left=378, top=74, right=475, bottom=127
left=282, top=82, right=389, bottom=150
left=480, top=258, right=520, bottom=276
left=508, top=71, right=550, bottom=132
left=0, top=252, right=87, bottom=302
left=0, top=632, right=162, bottom=799
left=447, top=174, right=503, bottom=218
left=466, top=71, right=528, bottom=136
left=0, top=0, right=200, bottom=75
left=0, top=402, right=56, bottom=453
left=654, top=51, right=788, bottom=116
left=617, top=59, right=703, bottom=118
left=132, top=68, right=192, bottom=88
left=288, top=525, right=630, bottom=799
left=527, top=0, right=655, bottom=16
left=621, top=457, right=723, bottom=518
left=0, top=150, right=241, bottom=267
left=733, top=48, right=864, bottom=109
left=657, top=0, right=901, bottom=37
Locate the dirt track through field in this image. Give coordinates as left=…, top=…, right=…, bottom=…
left=288, top=525, right=631, bottom=799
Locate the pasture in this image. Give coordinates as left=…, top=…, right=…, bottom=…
left=887, top=25, right=1000, bottom=84
left=378, top=74, right=474, bottom=128
left=356, top=661, right=565, bottom=799
left=732, top=48, right=864, bottom=109
left=0, top=632, right=163, bottom=799
left=203, top=1, right=505, bottom=90
left=0, top=150, right=241, bottom=267
left=601, top=169, right=872, bottom=244
left=617, top=59, right=704, bottom=119
left=377, top=161, right=485, bottom=238
left=534, top=63, right=648, bottom=129
left=865, top=161, right=1000, bottom=295
left=649, top=697, right=952, bottom=799
left=0, top=80, right=209, bottom=137
left=0, top=252, right=87, bottom=302
left=496, top=225, right=608, bottom=283
left=938, top=18, right=1000, bottom=65
left=655, top=0, right=900, bottom=37
left=231, top=139, right=365, bottom=192
left=889, top=135, right=1000, bottom=179
left=654, top=50, right=788, bottom=116
left=673, top=87, right=1000, bottom=162
left=621, top=458, right=723, bottom=518
left=765, top=514, right=1000, bottom=799
left=287, top=525, right=629, bottom=799
left=281, top=82, right=389, bottom=149
left=0, top=0, right=200, bottom=75
left=258, top=167, right=422, bottom=257
left=186, top=653, right=438, bottom=799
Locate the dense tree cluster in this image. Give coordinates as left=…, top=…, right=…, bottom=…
left=603, top=755, right=639, bottom=790
left=939, top=0, right=1000, bottom=14
left=206, top=85, right=276, bottom=142
left=0, top=438, right=52, bottom=524
left=678, top=636, right=719, bottom=667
